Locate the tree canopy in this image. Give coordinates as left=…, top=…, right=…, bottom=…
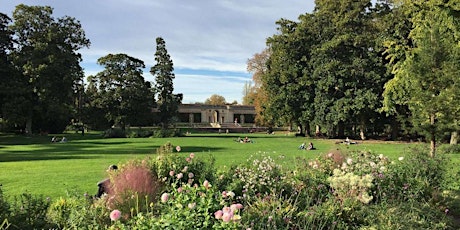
left=85, top=54, right=154, bottom=130
left=205, top=94, right=227, bottom=105
left=6, top=4, right=90, bottom=133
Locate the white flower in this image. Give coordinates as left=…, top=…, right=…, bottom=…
left=398, top=157, right=404, bottom=161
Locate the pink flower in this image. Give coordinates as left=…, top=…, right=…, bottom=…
left=222, top=211, right=233, bottom=222
left=182, top=166, right=188, bottom=172
left=214, top=210, right=223, bottom=219
left=169, top=170, right=175, bottom=177
left=222, top=206, right=231, bottom=213
left=203, top=180, right=211, bottom=189
left=188, top=172, right=194, bottom=178
left=176, top=146, right=181, bottom=152
left=222, top=191, right=227, bottom=197
left=176, top=173, right=183, bottom=179
left=189, top=153, right=195, bottom=159
left=110, top=209, right=121, bottom=221
left=186, top=157, right=191, bottom=162
left=177, top=187, right=183, bottom=193
left=161, top=193, right=169, bottom=203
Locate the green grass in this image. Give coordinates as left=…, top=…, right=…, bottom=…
left=0, top=131, right=451, bottom=199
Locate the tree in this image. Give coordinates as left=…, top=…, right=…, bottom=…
left=87, top=54, right=154, bottom=130
left=205, top=94, right=227, bottom=105
left=382, top=0, right=460, bottom=156
left=9, top=4, right=90, bottom=133
left=247, top=49, right=271, bottom=126
left=241, top=81, right=253, bottom=105
left=262, top=15, right=318, bottom=135
left=150, top=37, right=182, bottom=129
left=310, top=0, right=389, bottom=139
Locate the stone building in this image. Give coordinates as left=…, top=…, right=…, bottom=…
left=177, top=104, right=256, bottom=127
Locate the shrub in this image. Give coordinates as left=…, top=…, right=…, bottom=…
left=126, top=129, right=153, bottom=138
left=152, top=129, right=184, bottom=138
left=105, top=160, right=162, bottom=216
left=221, top=153, right=290, bottom=202
left=438, top=144, right=460, bottom=154
left=103, top=128, right=126, bottom=138
left=373, top=148, right=447, bottom=203
left=0, top=186, right=10, bottom=224
left=8, top=193, right=53, bottom=229
left=151, top=150, right=216, bottom=188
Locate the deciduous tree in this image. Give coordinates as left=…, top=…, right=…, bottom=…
left=205, top=94, right=226, bottom=105
left=9, top=4, right=90, bottom=133
left=88, top=54, right=154, bottom=130
left=383, top=0, right=460, bottom=156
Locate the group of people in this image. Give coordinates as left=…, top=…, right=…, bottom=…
left=236, top=136, right=253, bottom=143
left=299, top=142, right=316, bottom=150
left=51, top=136, right=67, bottom=143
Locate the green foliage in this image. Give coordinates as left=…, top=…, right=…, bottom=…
left=150, top=37, right=182, bottom=129
left=8, top=193, right=53, bottom=229
left=126, top=129, right=153, bottom=138
left=152, top=128, right=183, bottom=138
left=0, top=146, right=458, bottom=229
left=9, top=4, right=90, bottom=134
left=438, top=144, right=460, bottom=155
left=103, top=128, right=126, bottom=138
left=87, top=53, right=155, bottom=130
left=0, top=186, right=10, bottom=225
left=47, top=194, right=111, bottom=230
left=219, top=153, right=290, bottom=201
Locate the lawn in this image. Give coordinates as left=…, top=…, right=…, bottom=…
left=0, top=131, right=449, bottom=199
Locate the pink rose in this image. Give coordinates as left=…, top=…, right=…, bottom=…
left=110, top=209, right=121, bottom=221
left=189, top=153, right=195, bottom=159
left=169, top=170, right=175, bottom=177
left=176, top=146, right=181, bottom=152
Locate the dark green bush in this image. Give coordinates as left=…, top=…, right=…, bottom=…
left=126, top=129, right=153, bottom=138
left=103, top=128, right=126, bottom=138
left=438, top=144, right=460, bottom=154
left=8, top=193, right=54, bottom=230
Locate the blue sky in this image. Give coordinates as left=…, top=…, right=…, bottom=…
left=2, top=1, right=315, bottom=103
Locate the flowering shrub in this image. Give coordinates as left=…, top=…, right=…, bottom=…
left=151, top=150, right=216, bottom=187
left=221, top=153, right=290, bottom=201
left=327, top=169, right=374, bottom=204
left=105, top=160, right=161, bottom=216
left=1, top=147, right=457, bottom=229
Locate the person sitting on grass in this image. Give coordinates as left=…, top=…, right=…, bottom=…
left=299, top=142, right=306, bottom=150
left=307, top=142, right=316, bottom=150
left=95, top=164, right=118, bottom=198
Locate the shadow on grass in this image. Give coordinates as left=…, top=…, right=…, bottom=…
left=0, top=138, right=225, bottom=162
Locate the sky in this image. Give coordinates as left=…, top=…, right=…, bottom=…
left=1, top=1, right=315, bottom=103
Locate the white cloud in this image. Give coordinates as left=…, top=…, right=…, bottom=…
left=2, top=0, right=315, bottom=102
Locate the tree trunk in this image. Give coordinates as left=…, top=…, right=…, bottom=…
left=450, top=131, right=458, bottom=145
left=337, top=122, right=345, bottom=139
left=359, top=118, right=366, bottom=140
left=304, top=121, right=311, bottom=137
left=429, top=114, right=436, bottom=158
left=390, top=117, right=399, bottom=141
left=25, top=117, right=32, bottom=135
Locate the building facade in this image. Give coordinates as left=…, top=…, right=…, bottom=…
left=177, top=104, right=255, bottom=126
